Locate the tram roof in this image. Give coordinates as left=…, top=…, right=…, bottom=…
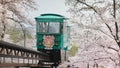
left=35, top=13, right=67, bottom=19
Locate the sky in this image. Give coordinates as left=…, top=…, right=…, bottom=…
left=30, top=0, right=70, bottom=18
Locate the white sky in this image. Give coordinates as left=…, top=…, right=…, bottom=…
left=30, top=0, right=70, bottom=18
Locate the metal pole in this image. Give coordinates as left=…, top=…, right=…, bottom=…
left=23, top=29, right=26, bottom=47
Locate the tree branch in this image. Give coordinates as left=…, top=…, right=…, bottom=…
left=76, top=0, right=98, bottom=13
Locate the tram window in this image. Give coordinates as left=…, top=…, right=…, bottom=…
left=49, top=22, right=60, bottom=33
left=39, top=22, right=60, bottom=33
left=39, top=22, right=49, bottom=33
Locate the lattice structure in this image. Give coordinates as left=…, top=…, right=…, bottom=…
left=0, top=41, right=50, bottom=67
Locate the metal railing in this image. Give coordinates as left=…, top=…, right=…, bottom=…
left=0, top=41, right=50, bottom=67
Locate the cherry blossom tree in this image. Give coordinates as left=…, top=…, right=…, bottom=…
left=66, top=0, right=120, bottom=68
left=0, top=0, right=36, bottom=40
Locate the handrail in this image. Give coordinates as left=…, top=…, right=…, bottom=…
left=0, top=41, right=45, bottom=55
left=0, top=41, right=50, bottom=67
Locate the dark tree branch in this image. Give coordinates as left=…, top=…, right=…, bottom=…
left=113, top=0, right=120, bottom=47
left=113, top=0, right=116, bottom=18
left=105, top=23, right=116, bottom=39
left=108, top=46, right=118, bottom=52
left=76, top=0, right=98, bottom=13
left=87, top=63, right=89, bottom=68
left=100, top=45, right=118, bottom=54
left=75, top=0, right=120, bottom=48
left=115, top=22, right=119, bottom=40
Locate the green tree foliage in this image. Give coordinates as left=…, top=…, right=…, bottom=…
left=68, top=44, right=78, bottom=56
left=9, top=27, right=32, bottom=43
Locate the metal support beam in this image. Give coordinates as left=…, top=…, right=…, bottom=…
left=0, top=41, right=50, bottom=67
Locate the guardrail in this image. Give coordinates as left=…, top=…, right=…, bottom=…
left=0, top=41, right=50, bottom=67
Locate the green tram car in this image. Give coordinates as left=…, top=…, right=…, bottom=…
left=35, top=13, right=70, bottom=67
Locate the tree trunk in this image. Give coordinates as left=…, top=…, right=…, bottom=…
left=1, top=0, right=6, bottom=40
